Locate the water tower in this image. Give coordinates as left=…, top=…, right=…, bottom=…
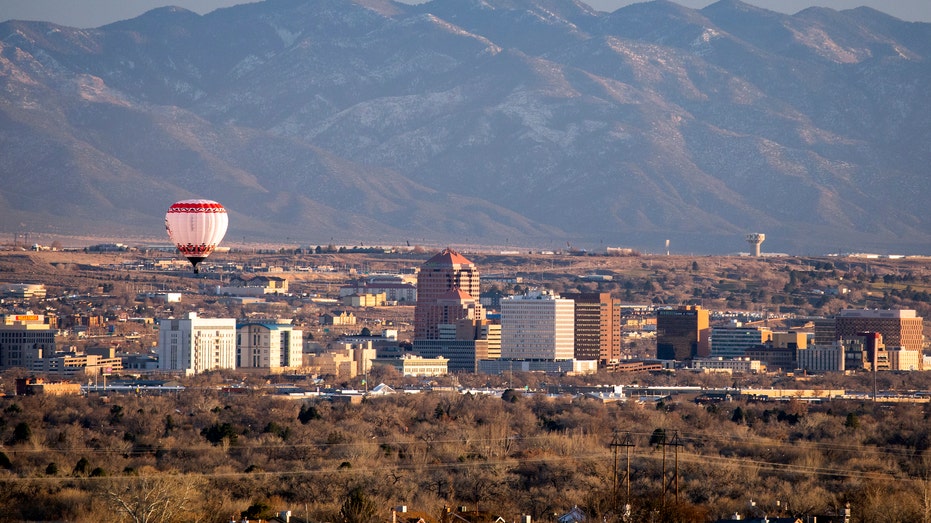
left=745, top=233, right=765, bottom=257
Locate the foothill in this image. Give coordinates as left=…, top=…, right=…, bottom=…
left=1, top=242, right=930, bottom=522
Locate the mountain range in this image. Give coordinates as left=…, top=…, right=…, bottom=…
left=1, top=0, right=929, bottom=254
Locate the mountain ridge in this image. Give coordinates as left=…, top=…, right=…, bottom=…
left=1, top=0, right=929, bottom=254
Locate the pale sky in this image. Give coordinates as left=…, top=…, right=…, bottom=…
left=1, top=0, right=929, bottom=28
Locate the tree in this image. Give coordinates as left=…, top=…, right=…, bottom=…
left=732, top=407, right=746, bottom=425
left=649, top=428, right=666, bottom=448
left=298, top=404, right=323, bottom=424
left=201, top=422, right=238, bottom=445
left=845, top=412, right=860, bottom=430
left=339, top=487, right=379, bottom=523
left=73, top=457, right=91, bottom=476
left=9, top=422, right=32, bottom=445
left=103, top=475, right=202, bottom=523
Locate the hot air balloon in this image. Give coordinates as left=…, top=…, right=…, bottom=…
left=165, top=199, right=228, bottom=273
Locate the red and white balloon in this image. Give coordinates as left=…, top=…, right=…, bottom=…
left=165, top=199, right=228, bottom=273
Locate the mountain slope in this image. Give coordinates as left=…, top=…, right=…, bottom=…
left=0, top=0, right=929, bottom=254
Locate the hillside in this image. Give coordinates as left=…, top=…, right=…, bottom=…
left=1, top=0, right=930, bottom=254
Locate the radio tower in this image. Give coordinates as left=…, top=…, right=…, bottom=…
left=745, top=233, right=765, bottom=257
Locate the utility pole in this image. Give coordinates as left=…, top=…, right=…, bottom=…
left=610, top=431, right=635, bottom=516
left=611, top=430, right=620, bottom=514
left=661, top=429, right=667, bottom=507
left=663, top=431, right=682, bottom=506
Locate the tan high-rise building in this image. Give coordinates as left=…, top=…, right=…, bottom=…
left=414, top=248, right=482, bottom=340
left=834, top=309, right=924, bottom=351
left=832, top=309, right=924, bottom=369
left=562, top=292, right=617, bottom=365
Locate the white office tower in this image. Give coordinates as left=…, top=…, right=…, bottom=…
left=158, top=312, right=237, bottom=375
left=501, top=290, right=575, bottom=360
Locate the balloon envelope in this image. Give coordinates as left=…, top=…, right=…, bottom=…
left=165, top=199, right=228, bottom=272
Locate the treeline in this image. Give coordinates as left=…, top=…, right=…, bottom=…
left=1, top=376, right=931, bottom=522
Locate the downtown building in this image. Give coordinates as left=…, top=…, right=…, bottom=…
left=561, top=292, right=619, bottom=366
left=157, top=312, right=237, bottom=375
left=412, top=249, right=494, bottom=372
left=480, top=290, right=596, bottom=375
left=656, top=305, right=710, bottom=361
left=0, top=313, right=56, bottom=370
left=815, top=309, right=925, bottom=370
left=236, top=319, right=304, bottom=370
left=710, top=322, right=772, bottom=359
left=414, top=248, right=482, bottom=340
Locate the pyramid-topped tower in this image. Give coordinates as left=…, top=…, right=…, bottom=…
left=414, top=248, right=483, bottom=340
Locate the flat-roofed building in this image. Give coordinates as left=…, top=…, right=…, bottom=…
left=306, top=341, right=375, bottom=378
left=830, top=309, right=924, bottom=365
left=691, top=357, right=762, bottom=373
left=812, top=318, right=836, bottom=347
left=772, top=331, right=808, bottom=350
left=0, top=314, right=56, bottom=369
left=15, top=377, right=81, bottom=396
left=1, top=284, right=46, bottom=299
left=797, top=344, right=845, bottom=373
left=157, top=312, right=237, bottom=375
left=656, top=306, right=709, bottom=361
left=501, top=290, right=574, bottom=361
left=339, top=281, right=416, bottom=303
left=710, top=323, right=771, bottom=359
left=744, top=345, right=796, bottom=372
left=31, top=353, right=123, bottom=377
left=236, top=319, right=303, bottom=370
left=373, top=354, right=448, bottom=377
left=413, top=319, right=500, bottom=372
left=562, top=292, right=617, bottom=365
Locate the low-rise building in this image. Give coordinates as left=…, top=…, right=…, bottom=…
left=372, top=354, right=448, bottom=377
left=30, top=353, right=123, bottom=377
left=1, top=284, right=47, bottom=299
left=342, top=292, right=386, bottom=307
left=691, top=357, right=763, bottom=373
left=15, top=377, right=81, bottom=396
left=216, top=275, right=288, bottom=296
left=477, top=358, right=598, bottom=375
left=320, top=311, right=357, bottom=326
left=305, top=341, right=376, bottom=379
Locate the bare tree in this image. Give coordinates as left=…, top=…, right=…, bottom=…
left=102, top=474, right=202, bottom=523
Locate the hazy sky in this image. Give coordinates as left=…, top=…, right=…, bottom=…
left=1, top=0, right=930, bottom=28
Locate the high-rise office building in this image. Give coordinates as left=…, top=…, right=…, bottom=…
left=656, top=305, right=710, bottom=361
left=414, top=316, right=500, bottom=373
left=237, top=319, right=304, bottom=369
left=158, top=312, right=237, bottom=375
left=0, top=314, right=56, bottom=369
left=834, top=309, right=924, bottom=352
left=562, top=292, right=617, bottom=365
left=414, top=248, right=482, bottom=340
left=413, top=249, right=489, bottom=371
left=710, top=323, right=771, bottom=359
left=500, top=290, right=575, bottom=360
